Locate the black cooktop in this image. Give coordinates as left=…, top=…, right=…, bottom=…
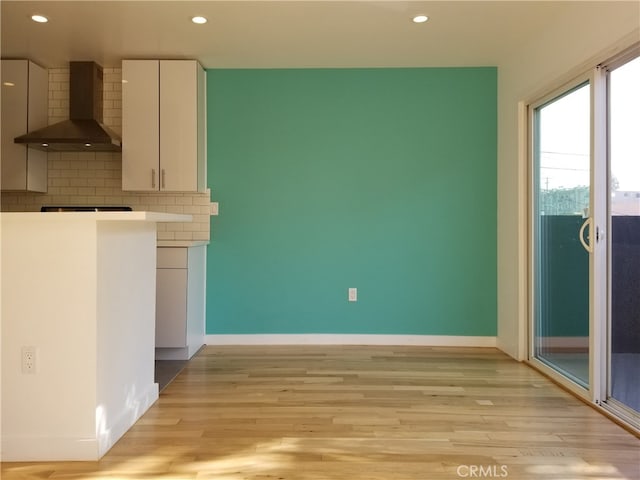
left=40, top=206, right=133, bottom=212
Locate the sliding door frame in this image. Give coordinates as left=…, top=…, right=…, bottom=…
left=527, top=70, right=601, bottom=403
left=598, top=45, right=640, bottom=430
left=527, top=42, right=640, bottom=434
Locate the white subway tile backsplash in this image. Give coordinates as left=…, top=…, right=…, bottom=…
left=103, top=108, right=121, bottom=118
left=51, top=179, right=70, bottom=187
left=182, top=222, right=201, bottom=232
left=69, top=178, right=89, bottom=187
left=52, top=90, right=69, bottom=100
left=50, top=74, right=68, bottom=83
left=164, top=205, right=184, bottom=214
left=104, top=90, right=121, bottom=100
left=158, top=231, right=176, bottom=241
left=193, top=231, right=209, bottom=241
left=174, top=232, right=193, bottom=241
left=61, top=152, right=80, bottom=161
left=87, top=179, right=106, bottom=187
left=52, top=107, right=68, bottom=117
left=182, top=205, right=201, bottom=214
left=193, top=196, right=211, bottom=206
left=1, top=66, right=210, bottom=243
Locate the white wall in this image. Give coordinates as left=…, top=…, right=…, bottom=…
left=96, top=221, right=159, bottom=457
left=1, top=219, right=99, bottom=460
left=497, top=2, right=640, bottom=359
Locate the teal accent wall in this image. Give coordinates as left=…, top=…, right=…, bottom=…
left=206, top=68, right=497, bottom=335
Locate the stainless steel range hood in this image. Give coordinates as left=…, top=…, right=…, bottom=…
left=14, top=62, right=122, bottom=152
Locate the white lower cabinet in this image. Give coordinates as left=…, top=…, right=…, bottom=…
left=155, top=245, right=206, bottom=360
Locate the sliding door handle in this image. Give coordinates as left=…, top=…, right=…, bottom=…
left=579, top=217, right=593, bottom=253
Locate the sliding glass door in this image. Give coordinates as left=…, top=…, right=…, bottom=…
left=607, top=55, right=640, bottom=419
left=532, top=81, right=592, bottom=390
left=530, top=44, right=640, bottom=430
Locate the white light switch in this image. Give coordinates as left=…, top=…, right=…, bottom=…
left=210, top=202, right=219, bottom=216
left=348, top=288, right=357, bottom=302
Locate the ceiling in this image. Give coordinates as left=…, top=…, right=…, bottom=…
left=0, top=1, right=612, bottom=69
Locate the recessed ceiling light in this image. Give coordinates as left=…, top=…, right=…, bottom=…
left=191, top=16, right=207, bottom=25
left=413, top=15, right=429, bottom=24
left=31, top=14, right=48, bottom=23
left=42, top=143, right=49, bottom=147
left=84, top=143, right=92, bottom=148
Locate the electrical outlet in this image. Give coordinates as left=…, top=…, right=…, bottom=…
left=210, top=202, right=219, bottom=216
left=21, top=346, right=37, bottom=374
left=348, top=288, right=357, bottom=302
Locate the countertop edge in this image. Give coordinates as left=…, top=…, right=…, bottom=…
left=0, top=211, right=192, bottom=223
left=157, top=240, right=210, bottom=247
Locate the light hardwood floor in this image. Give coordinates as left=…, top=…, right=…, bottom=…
left=2, top=346, right=639, bottom=479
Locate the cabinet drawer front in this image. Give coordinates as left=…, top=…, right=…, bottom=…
left=157, top=247, right=188, bottom=268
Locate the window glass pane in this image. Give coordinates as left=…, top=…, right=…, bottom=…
left=609, top=55, right=640, bottom=414
left=534, top=83, right=590, bottom=388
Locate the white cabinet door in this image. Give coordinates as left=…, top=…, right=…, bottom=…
left=122, top=59, right=205, bottom=192
left=122, top=60, right=160, bottom=191
left=160, top=60, right=198, bottom=192
left=1, top=60, right=48, bottom=192
left=196, top=63, right=206, bottom=193
left=155, top=246, right=206, bottom=358
left=156, top=268, right=188, bottom=348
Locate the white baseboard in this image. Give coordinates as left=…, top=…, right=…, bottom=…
left=1, top=383, right=159, bottom=462
left=205, top=334, right=497, bottom=347
left=1, top=435, right=99, bottom=462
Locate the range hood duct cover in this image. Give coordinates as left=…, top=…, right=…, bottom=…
left=14, top=61, right=122, bottom=152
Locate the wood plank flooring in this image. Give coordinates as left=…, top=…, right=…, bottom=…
left=2, top=346, right=639, bottom=479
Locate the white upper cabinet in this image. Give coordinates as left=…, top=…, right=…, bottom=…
left=121, top=60, right=159, bottom=191
left=122, top=60, right=206, bottom=192
left=1, top=60, right=48, bottom=192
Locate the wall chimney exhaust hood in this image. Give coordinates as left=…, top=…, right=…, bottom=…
left=14, top=61, right=122, bottom=152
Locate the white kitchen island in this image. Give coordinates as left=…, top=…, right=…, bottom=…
left=0, top=211, right=191, bottom=461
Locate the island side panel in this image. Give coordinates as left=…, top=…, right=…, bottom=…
left=1, top=219, right=99, bottom=461
left=187, top=244, right=206, bottom=358
left=95, top=220, right=159, bottom=457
